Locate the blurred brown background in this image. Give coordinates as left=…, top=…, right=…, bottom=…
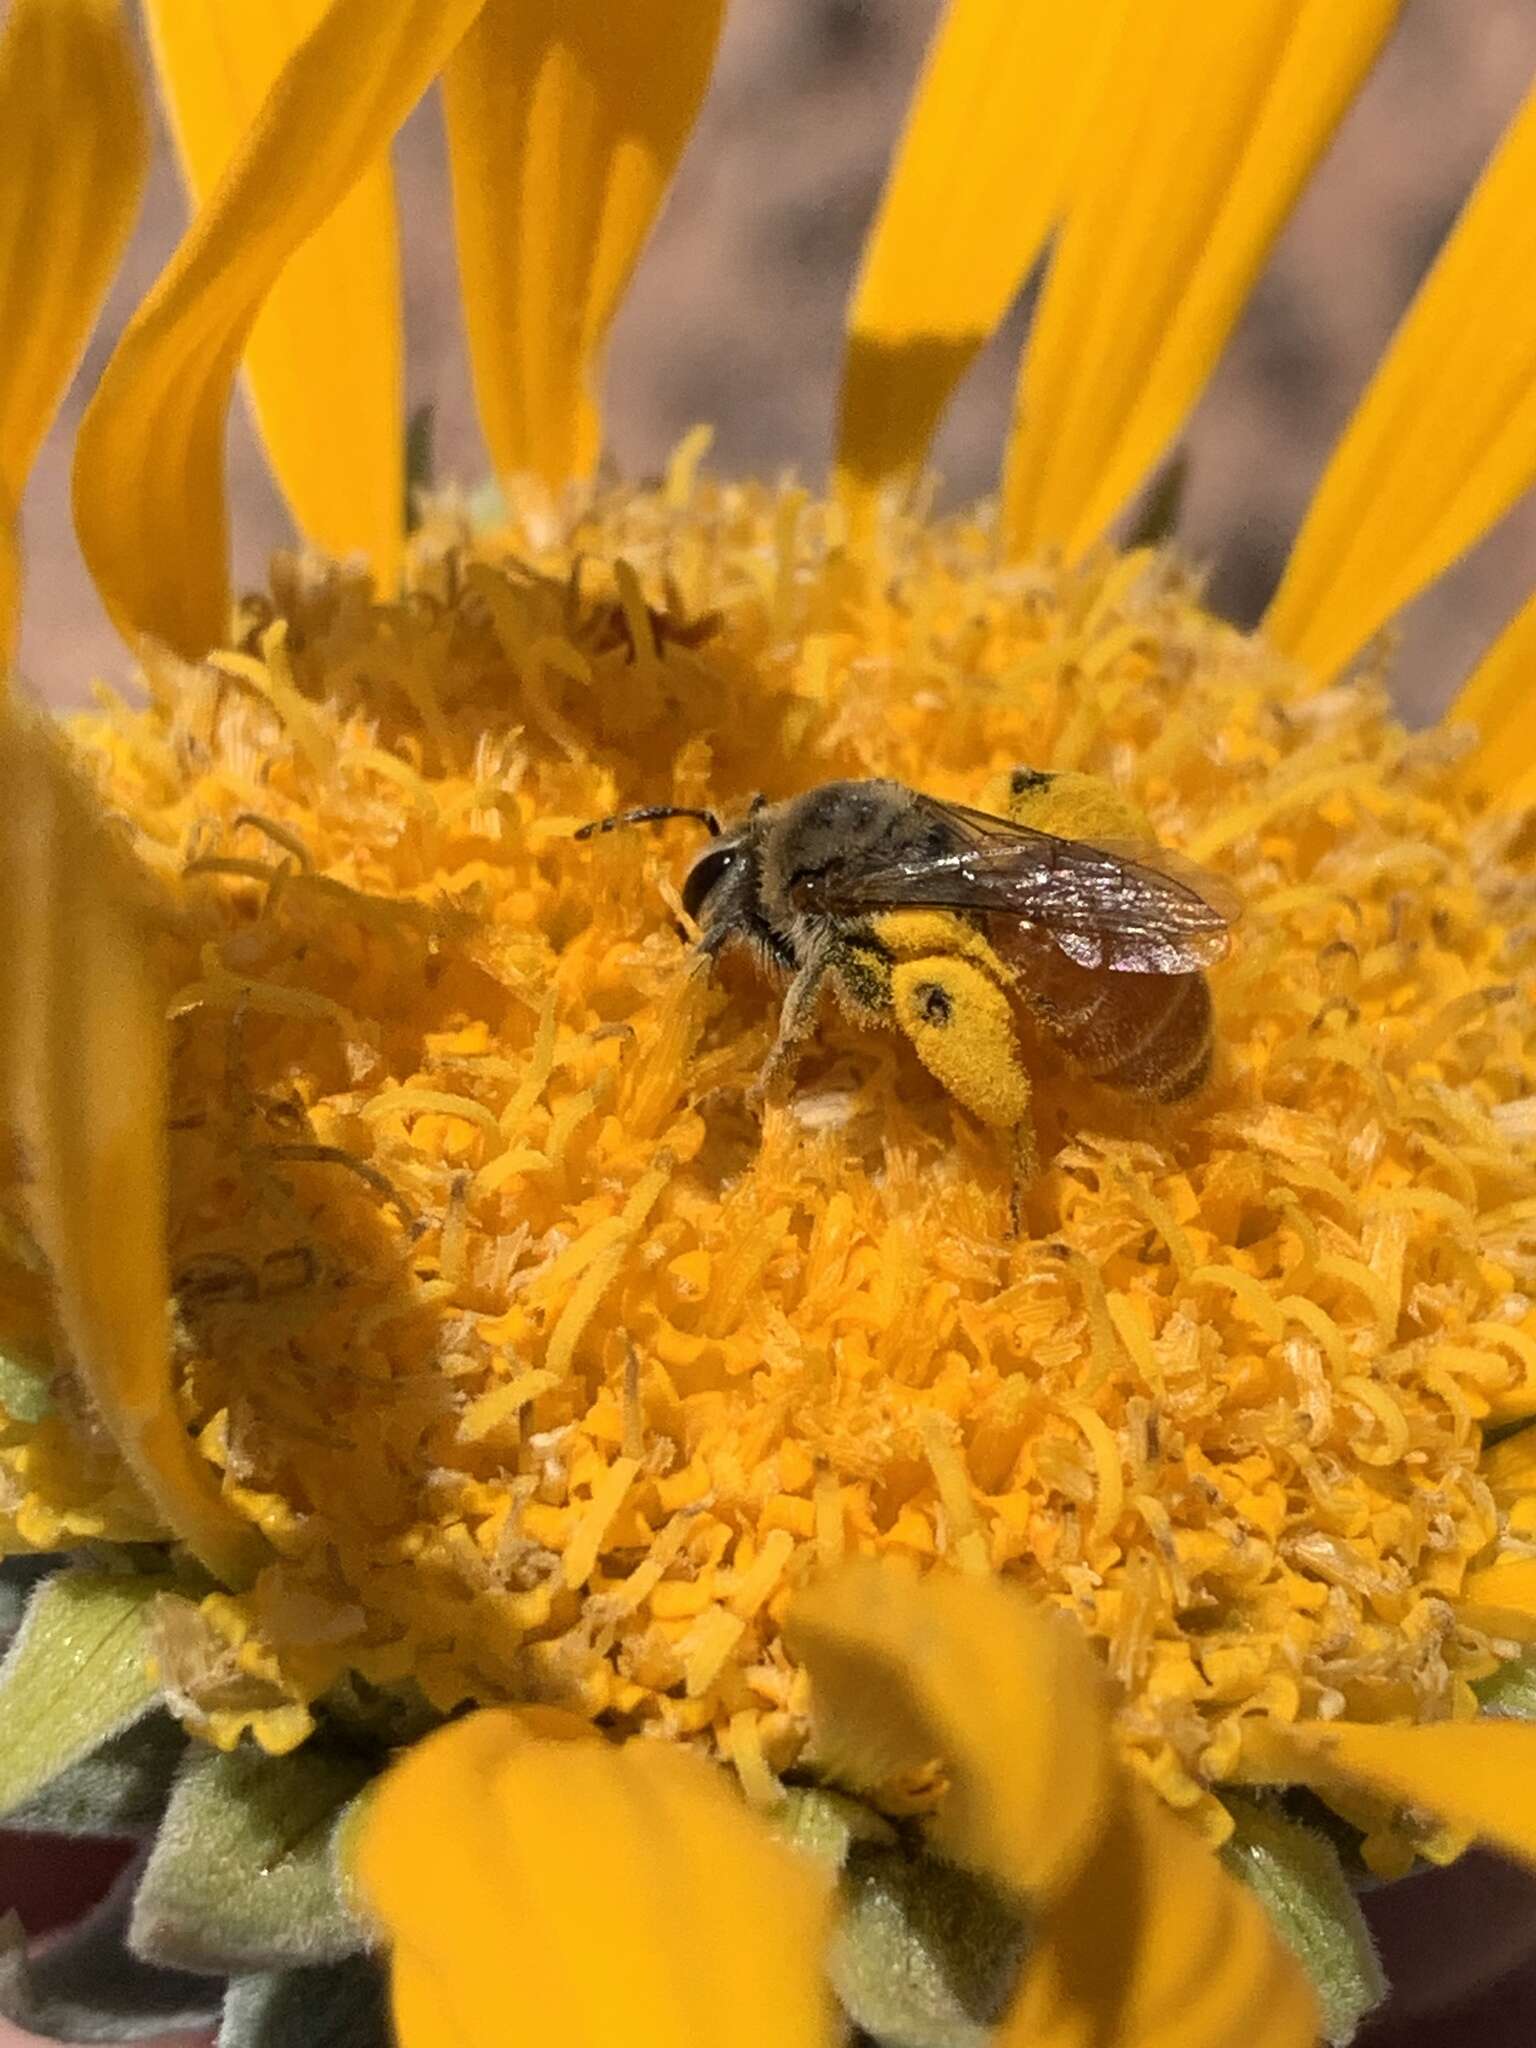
left=17, top=0, right=1536, bottom=719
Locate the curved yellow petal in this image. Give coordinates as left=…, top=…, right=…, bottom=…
left=356, top=1708, right=836, bottom=2048
left=1460, top=1557, right=1536, bottom=1642
left=73, top=0, right=487, bottom=661
left=1003, top=1782, right=1318, bottom=2048
left=442, top=0, right=724, bottom=493
left=142, top=0, right=404, bottom=594
left=1484, top=1425, right=1536, bottom=1498
left=1238, top=1717, right=1536, bottom=1871
left=1450, top=585, right=1536, bottom=805
left=0, top=709, right=263, bottom=1587
left=0, top=0, right=146, bottom=659
left=788, top=1564, right=1314, bottom=2048
left=786, top=1560, right=1112, bottom=1903
left=1003, top=0, right=1401, bottom=564
left=835, top=0, right=1120, bottom=521
left=1266, top=74, right=1536, bottom=681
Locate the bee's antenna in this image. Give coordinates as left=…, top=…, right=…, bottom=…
left=574, top=804, right=722, bottom=842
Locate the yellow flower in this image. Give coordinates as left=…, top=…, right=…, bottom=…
left=7, top=2, right=1536, bottom=2044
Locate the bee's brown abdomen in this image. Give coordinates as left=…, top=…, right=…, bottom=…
left=1084, top=971, right=1212, bottom=1101
left=1016, top=942, right=1214, bottom=1102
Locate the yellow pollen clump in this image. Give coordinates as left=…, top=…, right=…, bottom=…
left=11, top=476, right=1536, bottom=1851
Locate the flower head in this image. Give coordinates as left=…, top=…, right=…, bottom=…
left=6, top=4, right=1536, bottom=2046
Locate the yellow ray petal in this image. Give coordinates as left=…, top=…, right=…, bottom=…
left=0, top=0, right=146, bottom=657
left=1002, top=0, right=1402, bottom=565
left=1460, top=1557, right=1536, bottom=1642
left=786, top=1561, right=1112, bottom=1903
left=789, top=1564, right=1314, bottom=2047
left=1266, top=75, right=1536, bottom=681
left=1450, top=585, right=1536, bottom=805
left=73, top=0, right=488, bottom=660
left=0, top=0, right=147, bottom=497
left=442, top=0, right=725, bottom=493
left=1238, top=1718, right=1536, bottom=1871
left=1484, top=1425, right=1536, bottom=1498
left=356, top=1708, right=836, bottom=2048
left=0, top=709, right=263, bottom=1587
left=835, top=0, right=1119, bottom=521
left=142, top=0, right=404, bottom=594
left=1003, top=1782, right=1318, bottom=2048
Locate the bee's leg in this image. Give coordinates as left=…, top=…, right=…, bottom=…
left=747, top=952, right=829, bottom=1108
left=889, top=954, right=1037, bottom=1222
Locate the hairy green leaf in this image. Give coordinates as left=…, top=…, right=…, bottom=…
left=6, top=1712, right=185, bottom=1836
left=829, top=1842, right=1027, bottom=2048
left=1224, top=1793, right=1386, bottom=2045
left=132, top=1742, right=372, bottom=1973
left=219, top=1956, right=389, bottom=2048
left=0, top=1878, right=220, bottom=2041
left=0, top=1347, right=53, bottom=1424
left=0, top=1569, right=168, bottom=1819
left=0, top=1554, right=57, bottom=1643
left=771, top=1784, right=899, bottom=1868
left=1475, top=1653, right=1536, bottom=1719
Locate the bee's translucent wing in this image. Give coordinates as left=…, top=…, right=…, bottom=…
left=800, top=795, right=1238, bottom=975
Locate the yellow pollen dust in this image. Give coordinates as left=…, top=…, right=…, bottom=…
left=18, top=471, right=1536, bottom=1848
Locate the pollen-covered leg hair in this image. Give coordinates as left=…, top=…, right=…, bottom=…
left=889, top=951, right=1035, bottom=1153
left=1006, top=765, right=1154, bottom=843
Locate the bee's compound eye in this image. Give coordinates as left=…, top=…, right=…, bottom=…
left=682, top=844, right=737, bottom=921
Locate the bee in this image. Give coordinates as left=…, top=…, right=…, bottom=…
left=577, top=769, right=1239, bottom=1174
